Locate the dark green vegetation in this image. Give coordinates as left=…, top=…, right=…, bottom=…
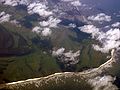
left=77, top=43, right=108, bottom=71
left=0, top=23, right=60, bottom=83
left=0, top=22, right=108, bottom=83
left=0, top=24, right=31, bottom=56
left=51, top=27, right=109, bottom=71
left=0, top=4, right=109, bottom=84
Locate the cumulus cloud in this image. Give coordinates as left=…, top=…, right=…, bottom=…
left=52, top=47, right=65, bottom=56
left=41, top=28, right=52, bottom=36
left=61, top=0, right=82, bottom=6
left=28, top=1, right=61, bottom=37
left=71, top=0, right=82, bottom=6
left=62, top=50, right=80, bottom=65
left=93, top=28, right=120, bottom=53
left=32, top=16, right=61, bottom=36
left=88, top=75, right=117, bottom=90
left=0, top=11, right=11, bottom=23
left=0, top=12, right=21, bottom=26
left=112, top=22, right=120, bottom=28
left=32, top=27, right=52, bottom=36
left=69, top=23, right=76, bottom=28
left=88, top=13, right=112, bottom=23
left=10, top=20, right=20, bottom=25
left=32, top=26, right=42, bottom=34
left=0, top=0, right=29, bottom=6
left=79, top=25, right=120, bottom=53
left=27, top=2, right=53, bottom=17
left=39, top=16, right=61, bottom=28
left=52, top=48, right=80, bottom=65
left=79, top=25, right=100, bottom=38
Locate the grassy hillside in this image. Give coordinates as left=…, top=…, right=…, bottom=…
left=50, top=27, right=109, bottom=71
left=0, top=23, right=61, bottom=83
left=0, top=4, right=109, bottom=83
left=0, top=22, right=109, bottom=83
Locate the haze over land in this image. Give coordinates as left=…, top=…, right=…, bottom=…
left=0, top=0, right=120, bottom=90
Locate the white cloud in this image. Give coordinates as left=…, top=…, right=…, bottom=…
left=0, top=12, right=21, bottom=26
left=27, top=2, right=53, bottom=17
left=29, top=2, right=62, bottom=37
left=0, top=0, right=18, bottom=6
left=93, top=28, right=120, bottom=53
left=52, top=48, right=80, bottom=65
left=32, top=26, right=42, bottom=34
left=61, top=0, right=82, bottom=6
left=0, top=0, right=29, bottom=6
left=71, top=1, right=82, bottom=6
left=69, top=23, right=76, bottom=28
left=62, top=50, right=80, bottom=65
left=88, top=75, right=117, bottom=90
left=79, top=25, right=100, bottom=38
left=41, top=28, right=52, bottom=36
left=39, top=21, right=49, bottom=27
left=0, top=12, right=11, bottom=23
left=88, top=13, right=112, bottom=23
left=10, top=20, right=20, bottom=25
left=39, top=16, right=61, bottom=28
left=52, top=48, right=65, bottom=56
left=61, top=0, right=73, bottom=1
left=32, top=27, right=52, bottom=36
left=112, top=22, right=120, bottom=28
left=79, top=25, right=120, bottom=53
left=33, top=16, right=61, bottom=36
